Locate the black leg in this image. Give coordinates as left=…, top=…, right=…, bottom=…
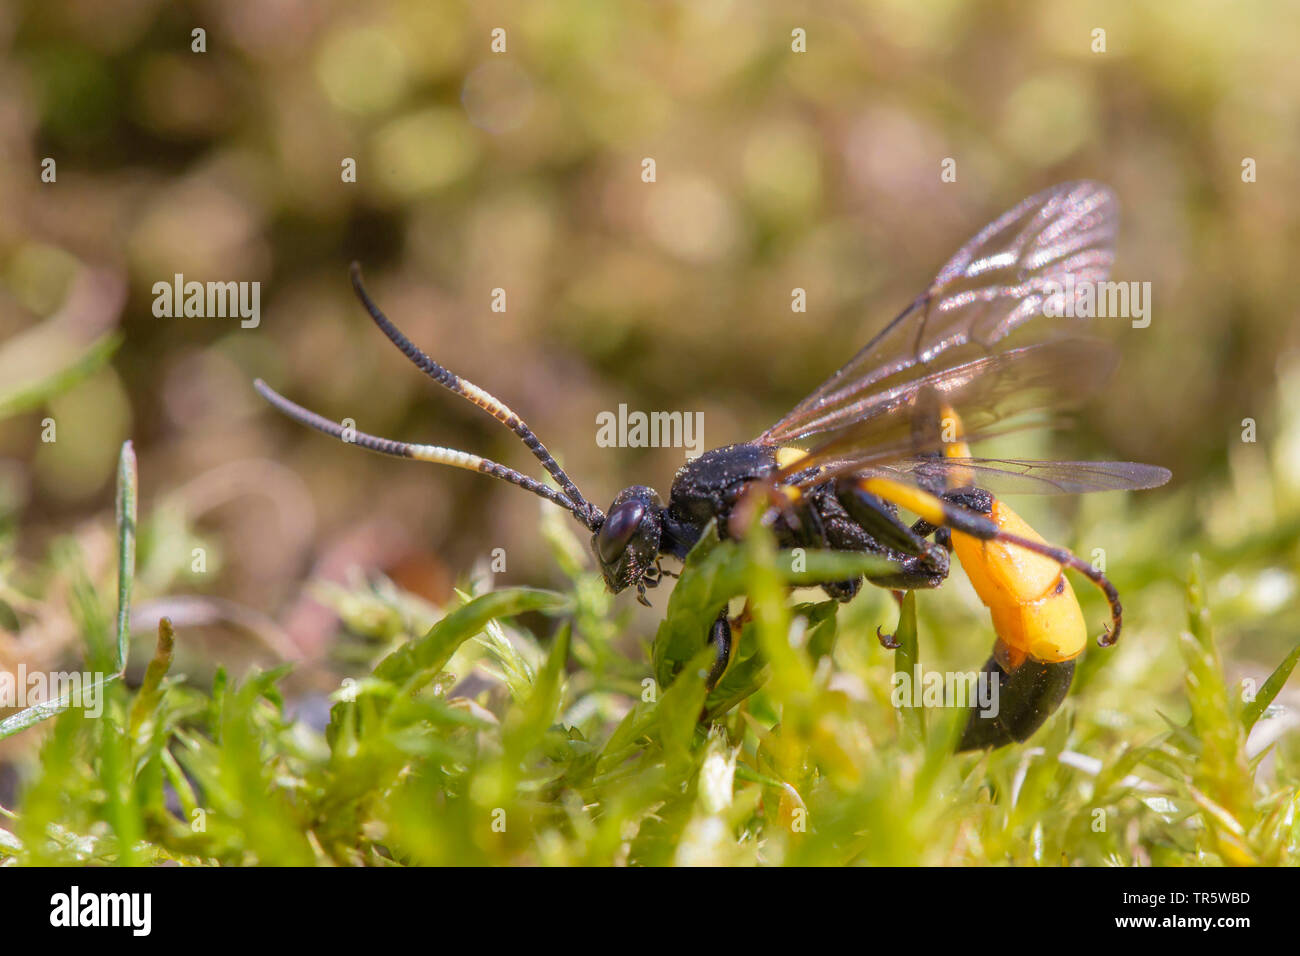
left=910, top=487, right=993, bottom=539
left=833, top=477, right=950, bottom=590
left=778, top=489, right=865, bottom=602
left=867, top=549, right=949, bottom=591
left=834, top=477, right=934, bottom=555
left=706, top=610, right=732, bottom=689
left=944, top=487, right=993, bottom=513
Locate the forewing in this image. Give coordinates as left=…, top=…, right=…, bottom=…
left=777, top=336, right=1119, bottom=485
left=760, top=181, right=1118, bottom=449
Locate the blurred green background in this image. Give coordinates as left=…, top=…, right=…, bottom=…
left=2, top=1, right=1299, bottom=727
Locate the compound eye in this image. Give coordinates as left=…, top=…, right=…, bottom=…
left=596, top=500, right=646, bottom=564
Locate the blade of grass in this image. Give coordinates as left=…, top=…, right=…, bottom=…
left=893, top=591, right=924, bottom=744
left=1241, top=640, right=1300, bottom=734
left=115, top=439, right=137, bottom=674
left=0, top=441, right=136, bottom=740
left=373, top=587, right=568, bottom=684
left=0, top=332, right=121, bottom=419
left=128, top=617, right=175, bottom=736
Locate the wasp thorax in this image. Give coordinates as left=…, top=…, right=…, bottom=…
left=593, top=485, right=664, bottom=593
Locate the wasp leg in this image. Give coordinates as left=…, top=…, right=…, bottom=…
left=911, top=488, right=993, bottom=541
left=706, top=609, right=733, bottom=690
left=851, top=474, right=1125, bottom=749
left=850, top=476, right=1121, bottom=642
left=793, top=487, right=862, bottom=601
left=763, top=487, right=869, bottom=602
left=822, top=509, right=949, bottom=592
left=945, top=488, right=993, bottom=512
left=833, top=477, right=950, bottom=590
left=820, top=576, right=861, bottom=602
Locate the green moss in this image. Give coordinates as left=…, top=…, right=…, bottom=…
left=1, top=442, right=1297, bottom=866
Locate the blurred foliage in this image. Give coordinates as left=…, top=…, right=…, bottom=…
left=1, top=442, right=1297, bottom=865
left=1, top=1, right=1299, bottom=863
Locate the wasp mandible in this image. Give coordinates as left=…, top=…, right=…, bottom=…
left=255, top=181, right=1170, bottom=749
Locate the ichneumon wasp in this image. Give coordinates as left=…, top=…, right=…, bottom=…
left=255, top=181, right=1170, bottom=749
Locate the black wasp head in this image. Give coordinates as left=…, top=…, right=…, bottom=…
left=592, top=485, right=663, bottom=594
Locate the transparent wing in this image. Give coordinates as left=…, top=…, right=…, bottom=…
left=760, top=181, right=1118, bottom=455
left=880, top=457, right=1172, bottom=496
left=777, top=336, right=1119, bottom=485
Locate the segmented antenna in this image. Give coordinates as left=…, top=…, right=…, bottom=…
left=348, top=263, right=601, bottom=529
left=253, top=380, right=594, bottom=525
